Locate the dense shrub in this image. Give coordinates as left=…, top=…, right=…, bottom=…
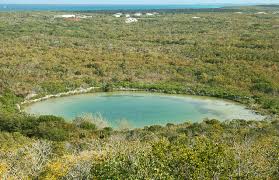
left=0, top=114, right=80, bottom=141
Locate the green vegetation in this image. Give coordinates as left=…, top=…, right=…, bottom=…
left=0, top=6, right=278, bottom=114
left=0, top=5, right=278, bottom=179
left=0, top=114, right=278, bottom=179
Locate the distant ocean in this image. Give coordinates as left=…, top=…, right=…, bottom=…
left=0, top=4, right=224, bottom=11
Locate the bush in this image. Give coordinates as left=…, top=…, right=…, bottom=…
left=251, top=78, right=276, bottom=94
left=0, top=114, right=78, bottom=141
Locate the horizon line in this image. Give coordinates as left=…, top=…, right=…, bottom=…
left=1, top=3, right=278, bottom=5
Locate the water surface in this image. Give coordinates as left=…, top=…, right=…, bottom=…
left=24, top=92, right=264, bottom=128
left=0, top=4, right=222, bottom=11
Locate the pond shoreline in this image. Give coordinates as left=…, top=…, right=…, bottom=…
left=24, top=90, right=266, bottom=127
left=17, top=86, right=145, bottom=111
left=17, top=86, right=270, bottom=120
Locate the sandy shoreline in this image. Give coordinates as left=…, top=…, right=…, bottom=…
left=17, top=86, right=142, bottom=111
left=16, top=86, right=270, bottom=120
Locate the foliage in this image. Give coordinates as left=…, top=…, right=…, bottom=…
left=0, top=5, right=278, bottom=179
left=0, top=114, right=82, bottom=141
left=0, top=118, right=277, bottom=179
left=0, top=5, right=278, bottom=114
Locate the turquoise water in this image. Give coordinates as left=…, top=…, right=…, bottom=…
left=24, top=92, right=264, bottom=128
left=0, top=4, right=222, bottom=11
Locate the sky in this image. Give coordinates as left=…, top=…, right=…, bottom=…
left=1, top=0, right=279, bottom=5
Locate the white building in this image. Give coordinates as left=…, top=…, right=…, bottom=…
left=77, top=15, right=93, bottom=19
left=134, top=13, right=142, bottom=17
left=259, top=12, right=267, bottom=14
left=125, top=14, right=131, bottom=18
left=113, top=13, right=122, bottom=18
left=146, top=13, right=154, bottom=16
left=55, top=14, right=76, bottom=18
left=125, top=18, right=138, bottom=24
left=192, top=16, right=201, bottom=19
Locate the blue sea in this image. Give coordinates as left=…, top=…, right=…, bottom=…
left=0, top=4, right=224, bottom=11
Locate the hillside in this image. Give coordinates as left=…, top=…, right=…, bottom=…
left=0, top=6, right=278, bottom=179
